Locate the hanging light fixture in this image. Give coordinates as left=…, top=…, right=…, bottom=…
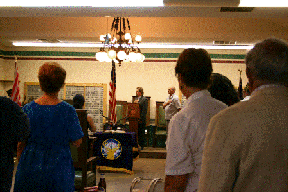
left=96, top=17, right=145, bottom=66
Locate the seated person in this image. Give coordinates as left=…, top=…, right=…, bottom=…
left=73, top=94, right=96, bottom=132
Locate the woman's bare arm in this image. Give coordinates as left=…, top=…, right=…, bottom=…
left=87, top=115, right=96, bottom=132
left=72, top=138, right=82, bottom=148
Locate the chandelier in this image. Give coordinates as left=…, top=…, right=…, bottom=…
left=96, top=17, right=145, bottom=66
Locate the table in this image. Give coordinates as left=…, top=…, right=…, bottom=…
left=93, top=132, right=138, bottom=173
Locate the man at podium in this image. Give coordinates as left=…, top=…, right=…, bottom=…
left=134, top=87, right=148, bottom=150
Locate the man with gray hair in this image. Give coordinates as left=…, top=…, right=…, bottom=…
left=163, top=87, right=181, bottom=133
left=198, top=38, right=288, bottom=191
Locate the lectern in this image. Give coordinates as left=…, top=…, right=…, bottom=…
left=127, top=103, right=140, bottom=140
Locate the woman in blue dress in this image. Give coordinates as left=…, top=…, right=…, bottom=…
left=14, top=62, right=84, bottom=192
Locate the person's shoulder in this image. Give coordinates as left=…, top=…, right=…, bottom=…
left=173, top=94, right=180, bottom=99
left=210, top=100, right=248, bottom=122
left=0, top=96, right=11, bottom=104
left=172, top=103, right=191, bottom=120
left=210, top=97, right=228, bottom=109
left=0, top=96, right=20, bottom=109
left=59, top=101, right=76, bottom=110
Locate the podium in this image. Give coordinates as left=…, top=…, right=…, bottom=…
left=127, top=103, right=140, bottom=141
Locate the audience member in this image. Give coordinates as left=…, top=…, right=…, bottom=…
left=73, top=94, right=97, bottom=132
left=199, top=38, right=288, bottom=191
left=134, top=87, right=148, bottom=150
left=165, top=48, right=227, bottom=191
left=163, top=87, right=181, bottom=133
left=0, top=97, right=30, bottom=192
left=6, top=89, right=12, bottom=98
left=14, top=62, right=84, bottom=192
left=208, top=73, right=240, bottom=106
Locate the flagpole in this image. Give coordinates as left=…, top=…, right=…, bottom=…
left=238, top=69, right=243, bottom=100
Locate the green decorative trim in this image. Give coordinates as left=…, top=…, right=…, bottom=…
left=2, top=50, right=95, bottom=57
left=143, top=53, right=180, bottom=58
left=0, top=49, right=5, bottom=56
left=210, top=54, right=245, bottom=59
left=0, top=49, right=245, bottom=59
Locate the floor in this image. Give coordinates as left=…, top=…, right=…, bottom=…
left=10, top=147, right=166, bottom=192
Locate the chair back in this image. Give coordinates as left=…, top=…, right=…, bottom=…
left=71, top=109, right=97, bottom=190
left=116, top=100, right=128, bottom=124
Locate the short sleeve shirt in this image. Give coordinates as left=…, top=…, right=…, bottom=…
left=164, top=94, right=181, bottom=120
left=165, top=90, right=227, bottom=191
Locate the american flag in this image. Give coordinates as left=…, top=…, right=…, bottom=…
left=11, top=56, right=21, bottom=106
left=109, top=60, right=116, bottom=124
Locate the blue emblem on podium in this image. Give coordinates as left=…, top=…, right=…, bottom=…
left=101, top=138, right=122, bottom=160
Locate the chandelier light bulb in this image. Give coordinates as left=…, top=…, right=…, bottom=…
left=104, top=55, right=112, bottom=62
left=96, top=51, right=105, bottom=62
left=125, top=33, right=131, bottom=40
left=117, top=51, right=127, bottom=61
left=136, top=53, right=142, bottom=62
left=135, top=35, right=142, bottom=42
left=101, top=53, right=111, bottom=62
left=108, top=50, right=117, bottom=59
left=96, top=51, right=103, bottom=61
left=100, top=35, right=106, bottom=42
left=129, top=52, right=137, bottom=62
left=95, top=52, right=101, bottom=61
left=112, top=37, right=117, bottom=43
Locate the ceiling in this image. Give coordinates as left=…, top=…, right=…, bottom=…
left=1, top=1, right=288, bottom=49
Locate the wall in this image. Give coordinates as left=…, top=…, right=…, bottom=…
left=0, top=47, right=248, bottom=120
left=0, top=61, right=248, bottom=121
left=0, top=57, right=13, bottom=96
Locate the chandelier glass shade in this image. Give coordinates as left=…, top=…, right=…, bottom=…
left=96, top=17, right=145, bottom=66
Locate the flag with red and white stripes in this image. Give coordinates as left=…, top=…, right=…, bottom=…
left=109, top=60, right=116, bottom=124
left=11, top=56, right=21, bottom=106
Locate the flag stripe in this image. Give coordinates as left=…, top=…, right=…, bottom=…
left=11, top=57, right=21, bottom=106
left=109, top=60, right=116, bottom=124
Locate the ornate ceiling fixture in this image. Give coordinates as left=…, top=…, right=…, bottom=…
left=96, top=17, right=145, bottom=66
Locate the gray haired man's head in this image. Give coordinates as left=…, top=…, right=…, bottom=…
left=245, top=38, right=288, bottom=85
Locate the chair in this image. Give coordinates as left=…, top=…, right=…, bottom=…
left=116, top=100, right=128, bottom=124
left=153, top=102, right=167, bottom=148
left=71, top=109, right=98, bottom=191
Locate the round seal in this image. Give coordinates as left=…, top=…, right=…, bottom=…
left=101, top=138, right=122, bottom=160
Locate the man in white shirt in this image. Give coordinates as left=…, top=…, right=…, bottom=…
left=163, top=87, right=181, bottom=134
left=165, top=48, right=227, bottom=192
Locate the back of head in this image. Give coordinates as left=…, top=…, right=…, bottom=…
left=175, top=48, right=213, bottom=89
left=73, top=94, right=85, bottom=109
left=246, top=38, right=288, bottom=85
left=208, top=73, right=240, bottom=106
left=6, top=89, right=12, bottom=97
left=38, top=62, right=66, bottom=93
